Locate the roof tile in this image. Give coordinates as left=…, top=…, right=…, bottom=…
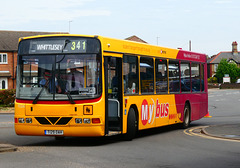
left=209, top=52, right=240, bottom=64
left=0, top=30, right=68, bottom=51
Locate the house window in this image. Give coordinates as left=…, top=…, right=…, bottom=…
left=2, top=81, right=5, bottom=89
left=0, top=78, right=8, bottom=89
left=0, top=53, right=8, bottom=64
left=229, top=60, right=236, bottom=64
left=214, top=64, right=218, bottom=72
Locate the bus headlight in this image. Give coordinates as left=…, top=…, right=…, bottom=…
left=26, top=118, right=32, bottom=123
left=75, top=118, right=82, bottom=124
left=18, top=118, right=25, bottom=123
left=83, top=118, right=91, bottom=124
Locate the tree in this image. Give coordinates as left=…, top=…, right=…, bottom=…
left=228, top=63, right=239, bottom=83
left=216, top=59, right=240, bottom=83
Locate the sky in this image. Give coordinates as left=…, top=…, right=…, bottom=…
left=1, top=0, right=240, bottom=56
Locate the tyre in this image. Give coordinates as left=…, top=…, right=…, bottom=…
left=123, top=108, right=137, bottom=141
left=182, top=104, right=190, bottom=129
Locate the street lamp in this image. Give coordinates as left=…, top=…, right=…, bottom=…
left=189, top=40, right=191, bottom=51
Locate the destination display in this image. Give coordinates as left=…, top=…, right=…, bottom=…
left=29, top=39, right=87, bottom=54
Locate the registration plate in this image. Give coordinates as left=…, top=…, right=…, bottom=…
left=44, top=130, right=64, bottom=135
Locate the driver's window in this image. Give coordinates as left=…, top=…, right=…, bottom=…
left=22, top=58, right=40, bottom=88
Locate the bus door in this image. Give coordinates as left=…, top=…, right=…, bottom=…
left=104, top=56, right=122, bottom=134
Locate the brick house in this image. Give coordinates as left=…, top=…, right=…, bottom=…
left=207, top=41, right=240, bottom=77
left=125, top=35, right=148, bottom=43
left=0, top=30, right=67, bottom=90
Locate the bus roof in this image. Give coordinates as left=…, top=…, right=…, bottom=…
left=19, top=34, right=206, bottom=63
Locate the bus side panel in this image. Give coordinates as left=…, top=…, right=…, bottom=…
left=175, top=93, right=208, bottom=122
left=126, top=95, right=181, bottom=131
left=199, top=93, right=208, bottom=119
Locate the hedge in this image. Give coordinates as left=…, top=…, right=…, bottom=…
left=0, top=89, right=16, bottom=107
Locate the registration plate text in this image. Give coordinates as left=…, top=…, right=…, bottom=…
left=44, top=130, right=64, bottom=135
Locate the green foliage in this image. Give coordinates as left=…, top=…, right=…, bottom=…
left=207, top=77, right=218, bottom=83
left=228, top=63, right=239, bottom=83
left=216, top=59, right=240, bottom=83
left=0, top=89, right=16, bottom=107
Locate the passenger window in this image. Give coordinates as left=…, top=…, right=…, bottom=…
left=140, top=57, right=154, bottom=94
left=155, top=59, right=168, bottom=93
left=181, top=62, right=190, bottom=92
left=123, top=55, right=139, bottom=94
left=191, top=63, right=200, bottom=92
left=169, top=60, right=180, bottom=93
left=201, top=64, right=205, bottom=92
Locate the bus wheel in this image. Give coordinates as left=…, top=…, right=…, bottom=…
left=123, top=108, right=137, bottom=141
left=182, top=104, right=190, bottom=129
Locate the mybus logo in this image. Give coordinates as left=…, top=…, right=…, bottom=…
left=141, top=99, right=169, bottom=126
left=156, top=99, right=169, bottom=118
left=141, top=99, right=154, bottom=126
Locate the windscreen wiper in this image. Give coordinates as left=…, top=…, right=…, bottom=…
left=33, top=88, right=75, bottom=104
left=67, top=92, right=76, bottom=104
left=66, top=92, right=76, bottom=104
left=32, top=86, right=45, bottom=104
left=33, top=79, right=50, bottom=104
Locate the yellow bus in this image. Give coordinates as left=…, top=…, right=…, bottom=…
left=15, top=34, right=208, bottom=140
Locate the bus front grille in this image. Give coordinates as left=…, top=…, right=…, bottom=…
left=35, top=117, right=72, bottom=125
left=55, top=117, right=72, bottom=125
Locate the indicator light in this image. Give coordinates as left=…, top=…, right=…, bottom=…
left=125, top=98, right=128, bottom=107
left=92, top=118, right=100, bottom=124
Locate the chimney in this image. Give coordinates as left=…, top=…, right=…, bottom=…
left=232, top=41, right=238, bottom=55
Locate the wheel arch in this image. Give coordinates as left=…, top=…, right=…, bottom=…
left=129, top=104, right=139, bottom=130
left=123, top=104, right=138, bottom=140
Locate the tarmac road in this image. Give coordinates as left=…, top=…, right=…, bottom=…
left=0, top=89, right=240, bottom=168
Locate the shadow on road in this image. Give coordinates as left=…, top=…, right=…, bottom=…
left=21, top=123, right=206, bottom=147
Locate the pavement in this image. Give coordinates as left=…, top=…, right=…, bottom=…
left=0, top=144, right=17, bottom=153
left=202, top=124, right=240, bottom=140
left=0, top=107, right=15, bottom=114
